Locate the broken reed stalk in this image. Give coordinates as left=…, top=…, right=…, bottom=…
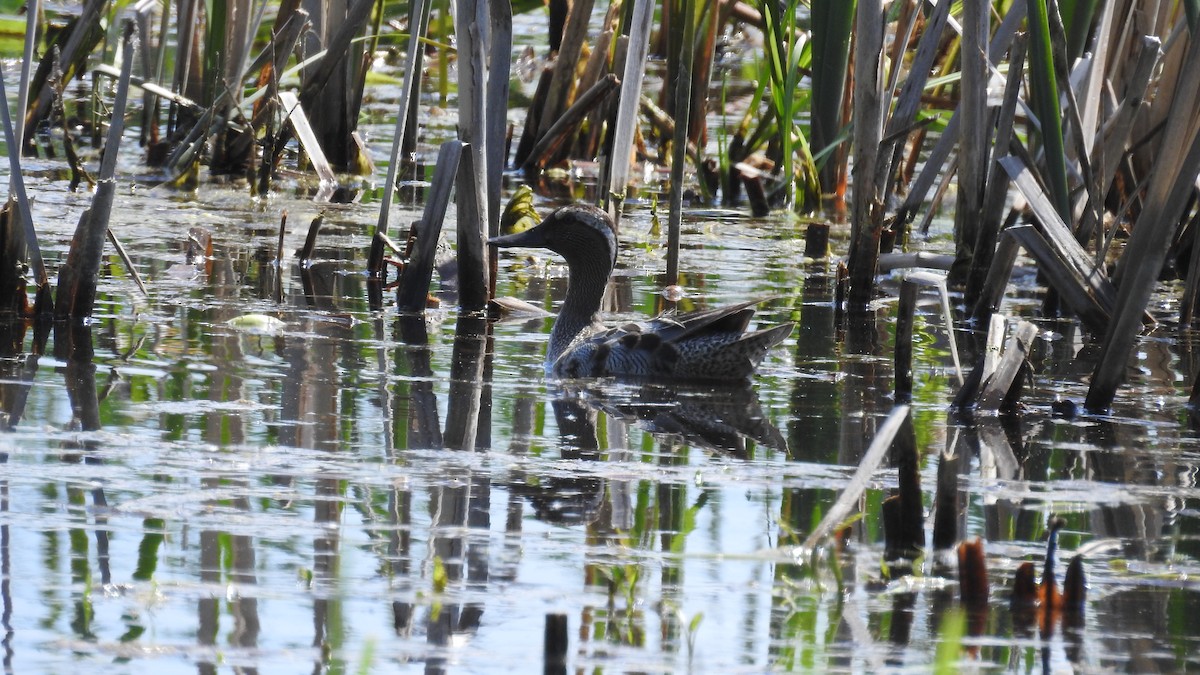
left=894, top=279, right=917, bottom=402
left=665, top=0, right=699, bottom=289
left=370, top=0, right=432, bottom=277
left=931, top=449, right=959, bottom=549
left=845, top=0, right=885, bottom=310
left=454, top=0, right=509, bottom=309
left=605, top=0, right=656, bottom=224
left=952, top=313, right=1007, bottom=408
left=56, top=21, right=138, bottom=321
left=278, top=91, right=337, bottom=189
left=535, top=0, right=596, bottom=142
left=396, top=141, right=462, bottom=312
left=15, top=0, right=40, bottom=151
left=456, top=148, right=489, bottom=311
left=971, top=214, right=1022, bottom=323
left=0, top=64, right=48, bottom=290
left=485, top=0, right=512, bottom=241
left=1088, top=30, right=1200, bottom=412
left=976, top=320, right=1038, bottom=411
left=802, top=404, right=910, bottom=552
left=299, top=215, right=325, bottom=264
left=952, top=0, right=988, bottom=286
left=544, top=613, right=568, bottom=674
left=522, top=74, right=620, bottom=172
left=275, top=211, right=288, bottom=266
left=966, top=34, right=1025, bottom=307
left=881, top=412, right=923, bottom=561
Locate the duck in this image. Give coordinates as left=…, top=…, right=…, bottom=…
left=489, top=204, right=793, bottom=381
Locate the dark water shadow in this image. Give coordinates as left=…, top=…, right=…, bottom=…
left=510, top=379, right=786, bottom=527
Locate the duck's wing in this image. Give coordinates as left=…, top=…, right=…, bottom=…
left=637, top=299, right=762, bottom=343
left=553, top=300, right=792, bottom=380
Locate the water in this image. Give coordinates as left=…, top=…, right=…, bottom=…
left=3, top=43, right=1200, bottom=675
left=2, top=164, right=1200, bottom=673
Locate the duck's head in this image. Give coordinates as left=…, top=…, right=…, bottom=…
left=489, top=204, right=618, bottom=270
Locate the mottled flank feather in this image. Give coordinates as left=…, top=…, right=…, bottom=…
left=490, top=204, right=794, bottom=382
left=554, top=301, right=791, bottom=380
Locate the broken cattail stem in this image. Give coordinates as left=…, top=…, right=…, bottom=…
left=805, top=222, right=829, bottom=259
left=275, top=211, right=288, bottom=266
left=374, top=0, right=431, bottom=247
left=605, top=0, right=656, bottom=224
left=55, top=20, right=138, bottom=321
left=737, top=165, right=771, bottom=218
left=0, top=63, right=47, bottom=287
left=299, top=215, right=324, bottom=264
left=970, top=212, right=1022, bottom=323
left=544, top=613, right=568, bottom=675
left=456, top=147, right=490, bottom=312
left=894, top=278, right=918, bottom=402
left=397, top=141, right=461, bottom=312
left=977, top=320, right=1037, bottom=411
left=931, top=450, right=959, bottom=549
left=883, top=412, right=923, bottom=561
left=523, top=74, right=621, bottom=172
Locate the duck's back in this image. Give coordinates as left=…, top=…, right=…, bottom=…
left=552, top=300, right=792, bottom=381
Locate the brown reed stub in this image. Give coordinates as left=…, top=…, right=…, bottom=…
left=1010, top=561, right=1040, bottom=632
left=958, top=538, right=989, bottom=609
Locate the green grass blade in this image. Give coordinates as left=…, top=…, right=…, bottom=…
left=1027, top=0, right=1072, bottom=224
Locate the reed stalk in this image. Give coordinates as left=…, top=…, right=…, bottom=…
left=370, top=0, right=432, bottom=281
left=15, top=0, right=40, bottom=153
left=55, top=22, right=137, bottom=321
left=1087, top=26, right=1200, bottom=411
left=0, top=65, right=47, bottom=289
left=605, top=0, right=656, bottom=224
left=952, top=0, right=989, bottom=286
left=846, top=0, right=885, bottom=310
left=666, top=0, right=699, bottom=288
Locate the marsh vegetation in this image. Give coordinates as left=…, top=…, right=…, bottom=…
left=1, top=0, right=1200, bottom=671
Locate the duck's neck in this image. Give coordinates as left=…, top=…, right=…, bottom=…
left=548, top=255, right=612, bottom=363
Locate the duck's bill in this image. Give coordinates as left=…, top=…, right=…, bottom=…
left=488, top=228, right=546, bottom=249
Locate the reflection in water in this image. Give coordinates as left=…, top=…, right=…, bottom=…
left=561, top=381, right=786, bottom=457
left=1, top=193, right=1200, bottom=673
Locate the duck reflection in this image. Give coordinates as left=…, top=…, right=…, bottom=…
left=559, top=380, right=787, bottom=458
left=510, top=381, right=785, bottom=526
